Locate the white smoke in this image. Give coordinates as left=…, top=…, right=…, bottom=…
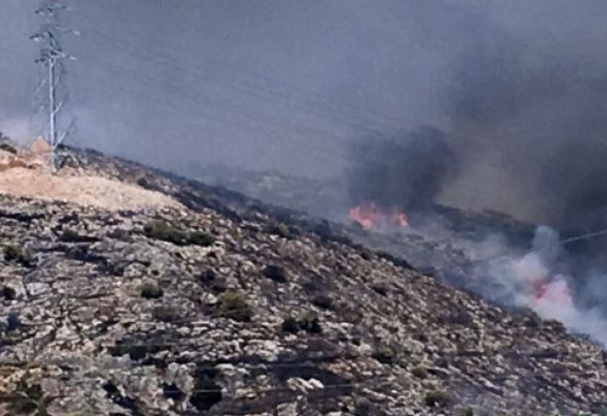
left=0, top=116, right=31, bottom=144
left=485, top=226, right=607, bottom=347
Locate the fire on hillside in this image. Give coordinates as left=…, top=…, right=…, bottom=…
left=348, top=202, right=408, bottom=231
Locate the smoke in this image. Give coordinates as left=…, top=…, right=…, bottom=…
left=337, top=2, right=607, bottom=348
left=343, top=1, right=607, bottom=237
left=347, top=126, right=458, bottom=212
left=477, top=227, right=607, bottom=346
left=445, top=30, right=607, bottom=234
left=0, top=117, right=30, bottom=144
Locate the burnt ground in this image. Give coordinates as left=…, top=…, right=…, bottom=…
left=1, top=150, right=607, bottom=416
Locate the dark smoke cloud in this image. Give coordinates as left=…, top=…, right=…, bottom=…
left=447, top=31, right=607, bottom=235
left=346, top=1, right=607, bottom=239
left=347, top=127, right=457, bottom=212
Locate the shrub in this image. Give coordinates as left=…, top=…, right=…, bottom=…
left=144, top=220, right=215, bottom=247
left=373, top=345, right=396, bottom=364
left=198, top=269, right=217, bottom=285
left=371, top=283, right=389, bottom=297
left=424, top=390, right=450, bottom=407
left=459, top=407, right=474, bottom=416
left=6, top=313, right=20, bottom=332
left=109, top=341, right=166, bottom=360
left=411, top=365, right=428, bottom=379
left=281, top=317, right=300, bottom=334
left=262, top=265, right=288, bottom=283
left=1, top=285, right=17, bottom=301
left=297, top=311, right=322, bottom=334
left=190, top=368, right=222, bottom=411
left=280, top=312, right=322, bottom=334
left=144, top=220, right=189, bottom=245
left=0, top=142, right=17, bottom=155
left=59, top=229, right=99, bottom=243
left=188, top=231, right=215, bottom=247
left=163, top=383, right=185, bottom=401
left=140, top=282, right=164, bottom=299
left=311, top=293, right=333, bottom=310
left=3, top=244, right=31, bottom=267
left=359, top=249, right=373, bottom=261
left=353, top=398, right=381, bottom=416
left=268, top=222, right=291, bottom=238
left=152, top=305, right=182, bottom=323
left=218, top=291, right=252, bottom=322
left=2, top=382, right=43, bottom=415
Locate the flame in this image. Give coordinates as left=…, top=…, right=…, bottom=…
left=532, top=278, right=573, bottom=307
left=349, top=202, right=408, bottom=230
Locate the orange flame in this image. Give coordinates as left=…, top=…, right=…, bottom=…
left=532, top=279, right=573, bottom=306
left=349, top=202, right=408, bottom=230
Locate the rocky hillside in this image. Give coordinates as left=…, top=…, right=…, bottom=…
left=1, top=151, right=607, bottom=416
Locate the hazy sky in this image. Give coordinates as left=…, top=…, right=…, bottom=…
left=3, top=1, right=607, bottom=223
left=0, top=0, right=484, bottom=176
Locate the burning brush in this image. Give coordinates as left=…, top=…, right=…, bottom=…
left=349, top=202, right=408, bottom=231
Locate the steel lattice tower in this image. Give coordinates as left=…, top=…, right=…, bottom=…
left=31, top=0, right=78, bottom=171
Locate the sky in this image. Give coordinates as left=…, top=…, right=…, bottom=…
left=3, top=1, right=607, bottom=224
left=0, top=0, right=453, bottom=176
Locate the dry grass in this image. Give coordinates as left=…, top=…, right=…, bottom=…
left=0, top=167, right=181, bottom=211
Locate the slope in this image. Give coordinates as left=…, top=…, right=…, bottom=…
left=0, top=151, right=606, bottom=416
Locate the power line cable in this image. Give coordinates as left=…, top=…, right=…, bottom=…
left=70, top=66, right=348, bottom=164
left=73, top=7, right=408, bottom=133
left=81, top=59, right=351, bottom=149
left=77, top=26, right=385, bottom=139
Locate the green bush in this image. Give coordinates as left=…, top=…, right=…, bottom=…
left=424, top=390, right=450, bottom=407
left=144, top=220, right=215, bottom=247
left=140, top=282, right=164, bottom=299
left=1, top=382, right=43, bottom=414
left=188, top=231, right=215, bottom=247
left=218, top=291, right=252, bottom=322
left=0, top=142, right=17, bottom=155
left=373, top=345, right=396, bottom=364
left=144, top=220, right=189, bottom=245
left=268, top=222, right=291, bottom=239
left=459, top=407, right=474, bottom=416
left=370, top=282, right=389, bottom=297
left=311, top=293, right=333, bottom=310
left=3, top=244, right=31, bottom=267
left=280, top=312, right=322, bottom=334
left=262, top=265, right=288, bottom=283
left=411, top=365, right=428, bottom=379
left=281, top=317, right=300, bottom=334
left=297, top=311, right=322, bottom=334
left=152, top=305, right=182, bottom=323
left=58, top=229, right=100, bottom=244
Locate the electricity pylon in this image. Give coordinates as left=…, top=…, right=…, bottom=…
left=31, top=0, right=78, bottom=172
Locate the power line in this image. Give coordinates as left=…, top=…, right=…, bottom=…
left=84, top=59, right=350, bottom=147
left=560, top=227, right=607, bottom=245
left=77, top=25, right=381, bottom=139
left=64, top=11, right=525, bottom=179
left=70, top=64, right=349, bottom=164
left=73, top=7, right=408, bottom=134
left=449, top=224, right=607, bottom=269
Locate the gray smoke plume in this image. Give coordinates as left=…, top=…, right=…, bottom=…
left=447, top=32, right=607, bottom=235
left=348, top=6, right=607, bottom=239
left=347, top=126, right=458, bottom=212
left=479, top=226, right=607, bottom=346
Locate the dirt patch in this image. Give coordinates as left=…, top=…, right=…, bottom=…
left=0, top=167, right=182, bottom=211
